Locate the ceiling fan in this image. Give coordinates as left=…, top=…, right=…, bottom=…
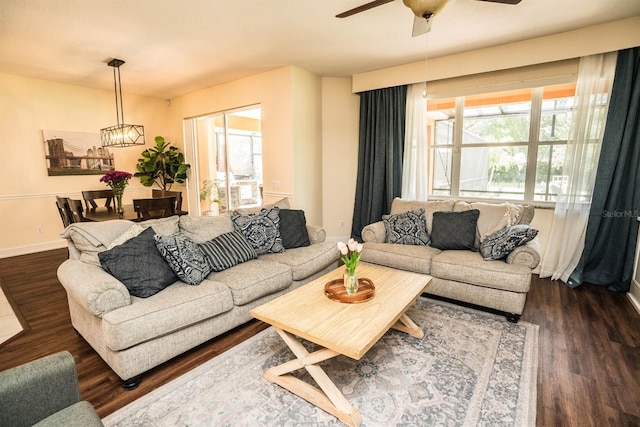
left=336, top=0, right=522, bottom=36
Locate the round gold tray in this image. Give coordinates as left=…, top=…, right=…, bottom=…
left=324, top=278, right=375, bottom=303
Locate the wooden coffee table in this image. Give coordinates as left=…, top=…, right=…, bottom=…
left=251, top=263, right=432, bottom=426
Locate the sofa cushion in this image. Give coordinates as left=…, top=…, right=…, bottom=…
left=382, top=209, right=430, bottom=246
left=259, top=241, right=339, bottom=281
left=390, top=198, right=455, bottom=233
left=278, top=209, right=311, bottom=249
left=32, top=401, right=103, bottom=427
left=154, top=233, right=212, bottom=285
left=361, top=242, right=441, bottom=275
left=140, top=215, right=180, bottom=236
left=198, top=231, right=257, bottom=271
left=98, top=228, right=178, bottom=298
left=232, top=197, right=290, bottom=215
left=178, top=214, right=235, bottom=243
left=430, top=210, right=479, bottom=251
left=102, top=279, right=234, bottom=351
left=106, top=224, right=145, bottom=249
left=431, top=250, right=531, bottom=293
left=206, top=259, right=292, bottom=305
left=480, top=224, right=539, bottom=261
left=231, top=207, right=284, bottom=255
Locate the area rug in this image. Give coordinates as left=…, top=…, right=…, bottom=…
left=0, top=283, right=25, bottom=346
left=103, top=298, right=538, bottom=426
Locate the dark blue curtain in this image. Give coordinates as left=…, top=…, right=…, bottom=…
left=350, top=85, right=407, bottom=240
left=569, top=47, right=640, bottom=292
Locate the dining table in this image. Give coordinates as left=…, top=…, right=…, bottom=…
left=83, top=206, right=189, bottom=222
left=83, top=205, right=139, bottom=221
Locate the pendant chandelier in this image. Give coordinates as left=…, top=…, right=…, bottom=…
left=100, top=59, right=145, bottom=147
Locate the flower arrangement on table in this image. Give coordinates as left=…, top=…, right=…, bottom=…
left=100, top=170, right=133, bottom=218
left=337, top=238, right=363, bottom=295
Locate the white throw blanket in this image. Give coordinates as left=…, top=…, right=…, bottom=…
left=60, top=220, right=135, bottom=248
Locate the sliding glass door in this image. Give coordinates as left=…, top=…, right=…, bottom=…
left=184, top=105, right=262, bottom=216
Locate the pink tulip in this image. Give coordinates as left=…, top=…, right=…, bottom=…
left=348, top=240, right=358, bottom=252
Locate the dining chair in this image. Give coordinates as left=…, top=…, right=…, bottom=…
left=133, top=196, right=176, bottom=221
left=82, top=189, right=115, bottom=212
left=67, top=199, right=93, bottom=223
left=55, top=196, right=73, bottom=227
left=152, top=190, right=183, bottom=212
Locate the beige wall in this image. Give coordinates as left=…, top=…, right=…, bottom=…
left=168, top=66, right=324, bottom=223
left=0, top=66, right=327, bottom=256
left=0, top=73, right=170, bottom=257
left=2, top=16, right=638, bottom=256
left=321, top=77, right=360, bottom=241
left=353, top=17, right=640, bottom=93
left=291, top=68, right=323, bottom=225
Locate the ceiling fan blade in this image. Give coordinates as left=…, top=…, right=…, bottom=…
left=336, top=0, right=396, bottom=18
left=412, top=15, right=432, bottom=37
left=475, top=0, right=522, bottom=4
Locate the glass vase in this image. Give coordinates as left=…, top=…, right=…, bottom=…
left=115, top=192, right=124, bottom=219
left=343, top=269, right=359, bottom=295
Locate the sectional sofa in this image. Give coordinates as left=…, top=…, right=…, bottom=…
left=360, top=198, right=541, bottom=321
left=57, top=200, right=339, bottom=389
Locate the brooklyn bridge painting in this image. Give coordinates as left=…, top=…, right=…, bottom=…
left=43, top=130, right=115, bottom=176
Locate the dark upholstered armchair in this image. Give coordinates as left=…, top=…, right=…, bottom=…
left=0, top=351, right=103, bottom=427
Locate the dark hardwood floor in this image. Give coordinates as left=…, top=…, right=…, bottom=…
left=1, top=248, right=639, bottom=425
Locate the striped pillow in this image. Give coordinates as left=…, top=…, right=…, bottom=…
left=198, top=231, right=257, bottom=272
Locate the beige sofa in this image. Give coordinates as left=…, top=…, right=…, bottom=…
left=57, top=206, right=339, bottom=389
left=360, top=198, right=541, bottom=321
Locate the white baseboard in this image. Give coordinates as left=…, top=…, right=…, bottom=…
left=0, top=240, right=67, bottom=259
left=325, top=235, right=352, bottom=244
left=627, top=280, right=640, bottom=316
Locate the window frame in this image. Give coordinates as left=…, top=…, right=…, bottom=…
left=427, top=85, right=574, bottom=207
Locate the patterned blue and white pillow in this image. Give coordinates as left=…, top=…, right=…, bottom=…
left=154, top=233, right=212, bottom=285
left=480, top=224, right=538, bottom=261
left=382, top=208, right=430, bottom=246
left=231, top=206, right=284, bottom=255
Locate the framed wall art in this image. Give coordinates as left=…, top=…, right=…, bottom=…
left=43, top=130, right=115, bottom=176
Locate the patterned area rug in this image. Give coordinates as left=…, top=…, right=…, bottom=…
left=103, top=298, right=538, bottom=426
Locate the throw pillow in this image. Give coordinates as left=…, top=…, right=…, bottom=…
left=278, top=209, right=310, bottom=249
left=98, top=227, right=178, bottom=298
left=154, top=233, right=212, bottom=285
left=382, top=209, right=430, bottom=246
left=430, top=209, right=480, bottom=251
left=199, top=230, right=257, bottom=271
left=231, top=207, right=284, bottom=255
left=480, top=224, right=539, bottom=261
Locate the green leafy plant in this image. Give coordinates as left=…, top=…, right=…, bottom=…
left=134, top=136, right=191, bottom=193
left=199, top=179, right=221, bottom=205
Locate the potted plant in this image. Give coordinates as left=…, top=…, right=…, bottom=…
left=134, top=136, right=191, bottom=195
left=199, top=179, right=222, bottom=215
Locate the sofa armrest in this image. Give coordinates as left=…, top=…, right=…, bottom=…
left=306, top=224, right=326, bottom=244
left=506, top=237, right=541, bottom=270
left=57, top=260, right=130, bottom=317
left=362, top=221, right=386, bottom=243
left=0, top=351, right=81, bottom=427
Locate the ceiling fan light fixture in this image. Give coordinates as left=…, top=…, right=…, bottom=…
left=100, top=58, right=145, bottom=148
left=402, top=0, right=451, bottom=18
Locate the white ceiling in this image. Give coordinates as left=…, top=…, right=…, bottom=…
left=1, top=0, right=639, bottom=100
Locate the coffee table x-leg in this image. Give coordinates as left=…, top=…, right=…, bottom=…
left=263, top=313, right=424, bottom=427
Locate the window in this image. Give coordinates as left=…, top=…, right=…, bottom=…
left=426, top=84, right=577, bottom=204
